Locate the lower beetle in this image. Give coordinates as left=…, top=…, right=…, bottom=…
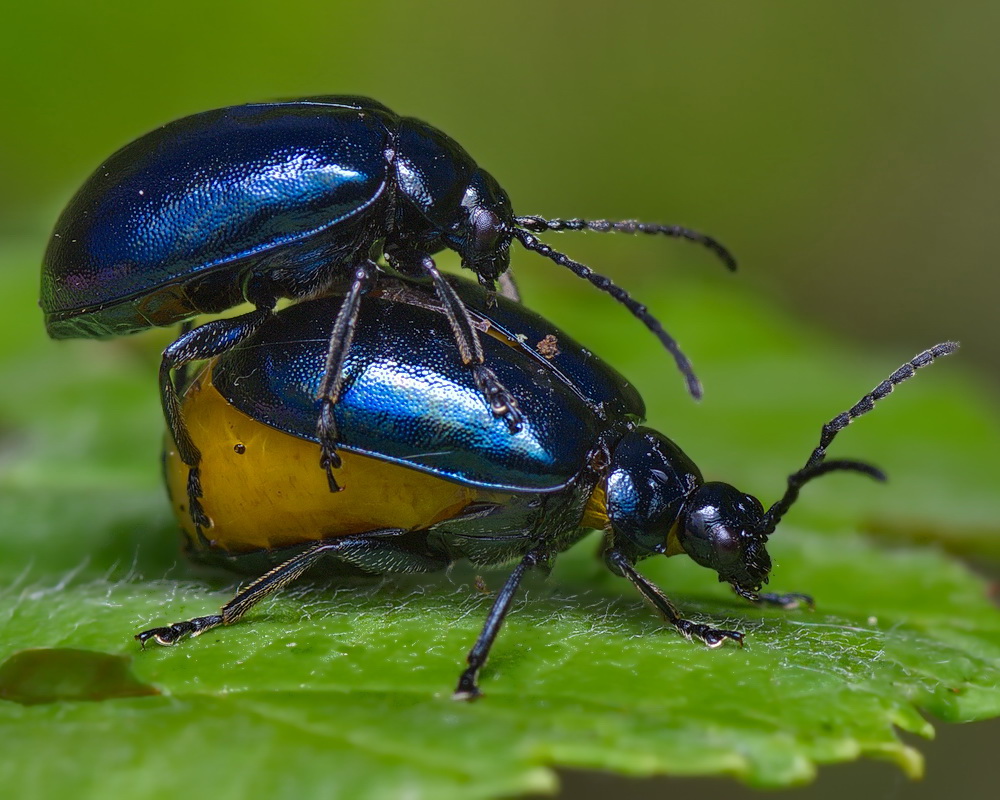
left=41, top=95, right=735, bottom=530
left=137, top=276, right=956, bottom=698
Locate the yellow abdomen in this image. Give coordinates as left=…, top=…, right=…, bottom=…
left=165, top=368, right=506, bottom=555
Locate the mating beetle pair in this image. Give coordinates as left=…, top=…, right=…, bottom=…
left=41, top=97, right=955, bottom=698
left=138, top=276, right=954, bottom=698
left=40, top=96, right=733, bottom=532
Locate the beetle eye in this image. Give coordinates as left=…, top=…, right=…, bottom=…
left=680, top=507, right=741, bottom=570
left=469, top=207, right=502, bottom=253
left=709, top=526, right=740, bottom=565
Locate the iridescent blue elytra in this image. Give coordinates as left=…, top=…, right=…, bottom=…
left=212, top=281, right=642, bottom=492
left=42, top=97, right=403, bottom=336
left=140, top=275, right=954, bottom=698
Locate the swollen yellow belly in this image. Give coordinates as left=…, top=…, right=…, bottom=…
left=165, top=368, right=500, bottom=554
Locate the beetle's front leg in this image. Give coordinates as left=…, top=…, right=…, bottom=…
left=161, top=305, right=274, bottom=529
left=607, top=550, right=744, bottom=648
left=315, top=261, right=377, bottom=492
left=733, top=584, right=814, bottom=610
left=388, top=251, right=523, bottom=433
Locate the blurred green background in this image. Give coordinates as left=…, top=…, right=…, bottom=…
left=1, top=1, right=997, bottom=798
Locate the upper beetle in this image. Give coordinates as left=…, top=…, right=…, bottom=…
left=136, top=275, right=956, bottom=699
left=41, top=96, right=734, bottom=530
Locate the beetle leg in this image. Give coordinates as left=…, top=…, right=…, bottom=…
left=734, top=585, right=815, bottom=611
left=173, top=320, right=195, bottom=393
left=454, top=546, right=549, bottom=701
left=161, top=306, right=274, bottom=529
left=411, top=255, right=523, bottom=434
left=758, top=592, right=814, bottom=610
left=135, top=529, right=440, bottom=647
left=607, top=550, right=744, bottom=648
left=315, top=261, right=377, bottom=492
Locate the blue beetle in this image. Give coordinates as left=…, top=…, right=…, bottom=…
left=41, top=96, right=735, bottom=529
left=136, top=276, right=956, bottom=698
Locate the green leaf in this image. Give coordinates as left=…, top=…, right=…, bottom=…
left=2, top=240, right=999, bottom=798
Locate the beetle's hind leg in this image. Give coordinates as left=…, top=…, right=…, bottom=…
left=161, top=306, right=275, bottom=529
left=136, top=529, right=447, bottom=646
left=315, top=261, right=377, bottom=492
left=392, top=252, right=523, bottom=433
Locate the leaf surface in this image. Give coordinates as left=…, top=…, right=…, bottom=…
left=2, top=243, right=998, bottom=797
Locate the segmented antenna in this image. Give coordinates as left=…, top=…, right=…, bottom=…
left=514, top=216, right=738, bottom=272
left=511, top=226, right=702, bottom=399
left=761, top=341, right=959, bottom=535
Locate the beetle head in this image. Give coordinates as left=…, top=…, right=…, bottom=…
left=676, top=482, right=771, bottom=596
left=455, top=169, right=514, bottom=285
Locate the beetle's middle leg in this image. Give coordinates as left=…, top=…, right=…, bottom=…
left=454, top=544, right=550, bottom=700
left=161, top=306, right=274, bottom=530
left=389, top=252, right=523, bottom=433
left=316, top=260, right=377, bottom=492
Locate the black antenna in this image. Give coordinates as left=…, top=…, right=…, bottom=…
left=514, top=216, right=738, bottom=272
left=511, top=226, right=702, bottom=399
left=761, top=341, right=959, bottom=536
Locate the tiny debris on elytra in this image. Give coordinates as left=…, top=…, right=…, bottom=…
left=537, top=334, right=560, bottom=359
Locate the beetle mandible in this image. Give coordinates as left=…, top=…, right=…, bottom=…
left=136, top=276, right=956, bottom=698
left=40, top=96, right=735, bottom=530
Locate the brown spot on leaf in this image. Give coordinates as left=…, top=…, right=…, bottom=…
left=0, top=648, right=159, bottom=706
